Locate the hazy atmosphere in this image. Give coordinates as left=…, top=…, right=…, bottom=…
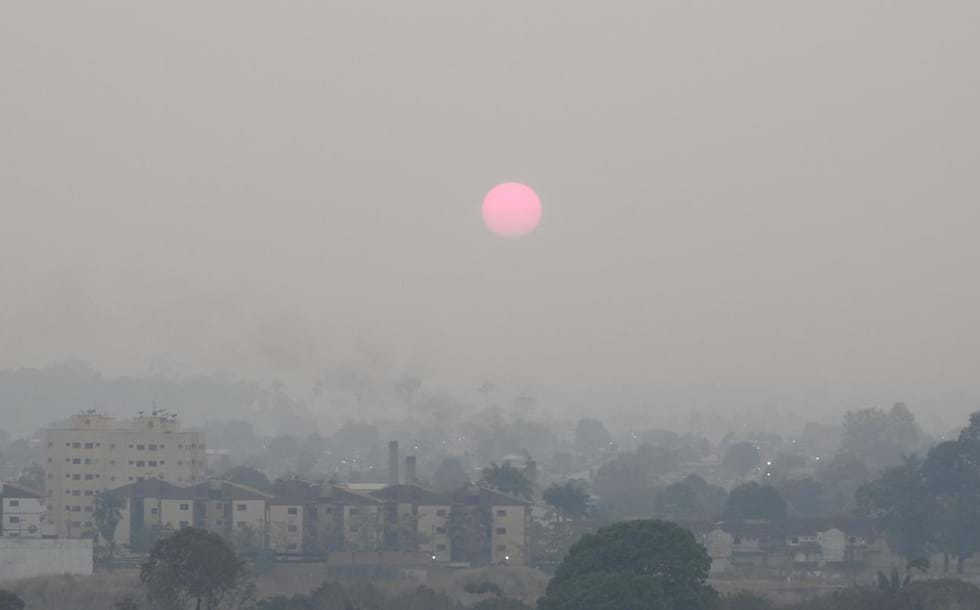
left=3, top=4, right=980, bottom=423
left=5, top=4, right=980, bottom=610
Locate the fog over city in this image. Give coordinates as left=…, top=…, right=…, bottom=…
left=6, top=4, right=980, bottom=610
left=3, top=5, right=980, bottom=428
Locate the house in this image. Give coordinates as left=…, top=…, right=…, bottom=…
left=0, top=481, right=49, bottom=537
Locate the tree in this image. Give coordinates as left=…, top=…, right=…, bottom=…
left=717, top=591, right=773, bottom=610
left=0, top=590, right=25, bottom=610
left=220, top=465, right=272, bottom=492
left=450, top=504, right=492, bottom=565
left=655, top=475, right=727, bottom=521
left=543, top=482, right=590, bottom=522
left=856, top=455, right=933, bottom=563
left=722, top=482, right=788, bottom=521
left=778, top=478, right=830, bottom=518
left=471, top=599, right=533, bottom=610
left=93, top=490, right=125, bottom=559
left=842, top=404, right=925, bottom=472
left=537, top=520, right=716, bottom=610
left=141, top=528, right=248, bottom=610
left=722, top=442, right=761, bottom=479
left=574, top=418, right=613, bottom=456
left=480, top=463, right=533, bottom=500
left=432, top=456, right=470, bottom=492
left=16, top=463, right=44, bottom=492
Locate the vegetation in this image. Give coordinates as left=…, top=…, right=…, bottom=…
left=480, top=462, right=534, bottom=500
left=537, top=519, right=715, bottom=610
left=140, top=528, right=250, bottom=610
left=542, top=481, right=590, bottom=522
left=0, top=590, right=25, bottom=610
left=93, top=490, right=125, bottom=559
left=721, top=482, right=788, bottom=521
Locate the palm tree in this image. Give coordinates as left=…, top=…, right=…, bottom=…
left=479, top=462, right=534, bottom=500
left=93, top=491, right=125, bottom=560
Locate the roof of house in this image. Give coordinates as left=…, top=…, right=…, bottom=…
left=331, top=485, right=383, bottom=506
left=451, top=485, right=529, bottom=507
left=110, top=478, right=194, bottom=500
left=369, top=484, right=451, bottom=505
left=192, top=480, right=274, bottom=501
left=0, top=481, right=43, bottom=499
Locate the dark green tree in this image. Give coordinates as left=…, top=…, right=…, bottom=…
left=722, top=482, right=787, bottom=521
left=655, top=475, right=728, bottom=521
left=717, top=591, right=773, bottom=610
left=537, top=520, right=716, bottom=610
left=16, top=463, right=45, bottom=492
left=140, top=528, right=248, bottom=610
left=93, top=490, right=125, bottom=558
left=543, top=481, right=590, bottom=522
left=856, top=455, right=933, bottom=563
left=480, top=463, right=533, bottom=499
left=432, top=457, right=470, bottom=492
left=574, top=418, right=613, bottom=456
left=0, top=590, right=25, bottom=610
left=722, top=442, right=761, bottom=479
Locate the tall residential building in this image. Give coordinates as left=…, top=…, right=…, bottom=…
left=42, top=412, right=206, bottom=538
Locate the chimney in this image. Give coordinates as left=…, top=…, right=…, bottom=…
left=405, top=455, right=417, bottom=484
left=388, top=441, right=400, bottom=486
left=525, top=459, right=537, bottom=484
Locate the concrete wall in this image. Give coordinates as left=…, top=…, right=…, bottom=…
left=0, top=538, right=93, bottom=581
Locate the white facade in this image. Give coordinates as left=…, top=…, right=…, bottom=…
left=0, top=482, right=49, bottom=538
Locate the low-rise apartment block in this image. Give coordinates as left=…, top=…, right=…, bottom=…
left=0, top=481, right=50, bottom=537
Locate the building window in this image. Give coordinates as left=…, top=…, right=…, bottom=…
left=84, top=506, right=93, bottom=512
left=236, top=521, right=246, bottom=528
left=148, top=461, right=157, bottom=467
left=496, top=510, right=507, bottom=517
left=85, top=474, right=94, bottom=480
left=85, top=458, right=92, bottom=464
left=84, top=442, right=94, bottom=449
left=149, top=444, right=157, bottom=451
left=436, top=544, right=447, bottom=552
left=496, top=545, right=506, bottom=552
left=9, top=516, right=20, bottom=524
left=84, top=521, right=92, bottom=528
left=8, top=500, right=19, bottom=507
left=436, top=509, right=447, bottom=517
left=72, top=442, right=81, bottom=448
left=496, top=528, right=507, bottom=535
left=151, top=508, right=158, bottom=515
left=180, top=504, right=189, bottom=511
left=136, top=461, right=145, bottom=467
left=137, top=445, right=145, bottom=451
left=72, top=458, right=81, bottom=464
left=72, top=490, right=81, bottom=496
left=436, top=527, right=446, bottom=534
left=72, top=474, right=81, bottom=480
left=287, top=507, right=298, bottom=515
left=288, top=525, right=297, bottom=533
left=84, top=490, right=93, bottom=496
left=179, top=521, right=189, bottom=529
left=237, top=504, right=247, bottom=512
left=287, top=543, right=297, bottom=550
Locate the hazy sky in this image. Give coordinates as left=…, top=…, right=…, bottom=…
left=2, top=2, right=979, bottom=406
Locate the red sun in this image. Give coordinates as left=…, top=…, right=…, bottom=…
left=482, top=182, right=542, bottom=238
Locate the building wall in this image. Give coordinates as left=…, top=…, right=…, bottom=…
left=0, top=537, right=93, bottom=581
left=1, top=496, right=46, bottom=537
left=160, top=498, right=195, bottom=531
left=344, top=505, right=381, bottom=550
left=43, top=414, right=206, bottom=538
left=269, top=504, right=304, bottom=554
left=417, top=504, right=452, bottom=562
left=490, top=505, right=527, bottom=564
left=230, top=499, right=267, bottom=547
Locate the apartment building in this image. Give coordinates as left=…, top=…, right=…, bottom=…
left=451, top=486, right=530, bottom=565
left=43, top=412, right=206, bottom=538
left=111, top=478, right=272, bottom=550
left=0, top=481, right=49, bottom=538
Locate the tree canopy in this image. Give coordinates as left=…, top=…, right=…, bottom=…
left=537, top=519, right=715, bottom=610
left=480, top=462, right=534, bottom=499
left=543, top=481, right=590, bottom=522
left=722, top=482, right=788, bottom=522
left=141, top=528, right=248, bottom=610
